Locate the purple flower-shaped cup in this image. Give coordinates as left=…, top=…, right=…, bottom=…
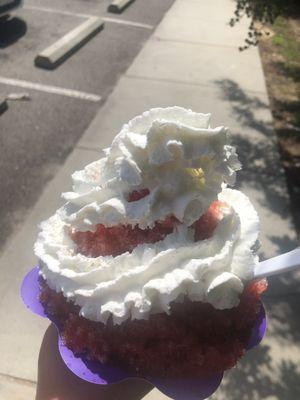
left=21, top=267, right=267, bottom=400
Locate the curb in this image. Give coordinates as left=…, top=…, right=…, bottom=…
left=0, top=97, right=8, bottom=115
left=108, top=0, right=135, bottom=14
left=35, top=17, right=104, bottom=70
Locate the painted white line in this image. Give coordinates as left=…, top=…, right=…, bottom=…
left=35, top=17, right=104, bottom=69
left=24, top=5, right=153, bottom=30
left=0, top=77, right=101, bottom=102
left=24, top=5, right=93, bottom=19
left=102, top=17, right=153, bottom=30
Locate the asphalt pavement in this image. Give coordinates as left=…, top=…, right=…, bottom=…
left=0, top=0, right=174, bottom=250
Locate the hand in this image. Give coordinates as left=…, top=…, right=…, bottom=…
left=36, top=324, right=153, bottom=400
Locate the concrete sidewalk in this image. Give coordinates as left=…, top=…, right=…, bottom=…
left=0, top=0, right=299, bottom=399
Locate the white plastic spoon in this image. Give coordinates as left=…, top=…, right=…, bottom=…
left=254, top=248, right=300, bottom=279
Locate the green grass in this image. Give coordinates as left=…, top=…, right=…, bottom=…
left=273, top=16, right=300, bottom=66
left=271, top=16, right=300, bottom=136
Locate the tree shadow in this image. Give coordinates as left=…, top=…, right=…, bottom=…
left=214, top=78, right=297, bottom=230
left=268, top=235, right=299, bottom=255
left=217, top=352, right=300, bottom=400
left=265, top=295, right=300, bottom=343
left=276, top=360, right=300, bottom=399
left=214, top=78, right=299, bottom=295
left=274, top=98, right=300, bottom=140
left=215, top=344, right=274, bottom=400
left=231, top=129, right=296, bottom=256
left=211, top=78, right=300, bottom=399
left=214, top=79, right=273, bottom=138
left=0, top=16, right=27, bottom=48
left=214, top=293, right=300, bottom=399
left=274, top=61, right=300, bottom=84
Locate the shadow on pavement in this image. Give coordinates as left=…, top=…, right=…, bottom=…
left=0, top=16, right=27, bottom=48
left=215, top=79, right=273, bottom=137
left=214, top=78, right=296, bottom=235
left=212, top=79, right=300, bottom=400
left=216, top=293, right=300, bottom=400
left=218, top=344, right=300, bottom=400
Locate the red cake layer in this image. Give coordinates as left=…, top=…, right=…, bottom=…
left=70, top=196, right=224, bottom=258
left=52, top=192, right=265, bottom=377
left=39, top=279, right=267, bottom=378
left=193, top=201, right=225, bottom=241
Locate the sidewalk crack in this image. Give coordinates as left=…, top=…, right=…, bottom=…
left=0, top=372, right=36, bottom=386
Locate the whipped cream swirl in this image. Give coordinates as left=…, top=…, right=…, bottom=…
left=59, top=107, right=240, bottom=230
left=35, top=107, right=259, bottom=324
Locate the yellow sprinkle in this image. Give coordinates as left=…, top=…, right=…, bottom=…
left=186, top=168, right=206, bottom=188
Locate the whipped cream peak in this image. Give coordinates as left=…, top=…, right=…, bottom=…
left=59, top=107, right=241, bottom=231
left=35, top=107, right=259, bottom=325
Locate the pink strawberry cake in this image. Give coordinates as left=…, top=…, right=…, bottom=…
left=35, top=107, right=266, bottom=378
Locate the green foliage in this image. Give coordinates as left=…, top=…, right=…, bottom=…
left=230, top=0, right=298, bottom=50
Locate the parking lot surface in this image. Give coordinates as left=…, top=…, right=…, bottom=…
left=0, top=0, right=174, bottom=249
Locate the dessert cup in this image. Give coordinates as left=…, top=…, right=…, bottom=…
left=24, top=107, right=268, bottom=399
left=21, top=266, right=266, bottom=400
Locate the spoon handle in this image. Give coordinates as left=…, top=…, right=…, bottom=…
left=254, top=248, right=300, bottom=279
